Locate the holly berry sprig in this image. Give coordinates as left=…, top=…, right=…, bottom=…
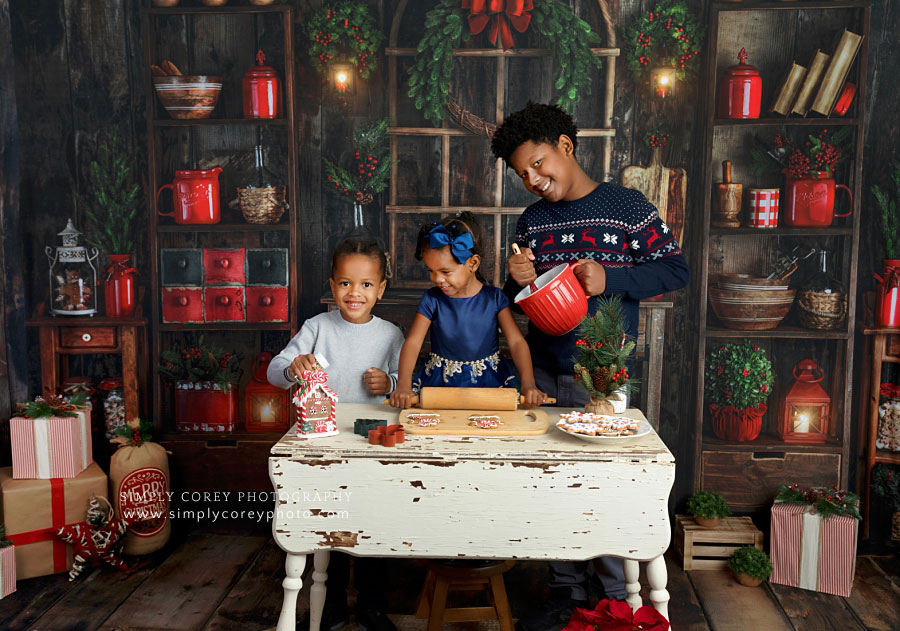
left=324, top=118, right=392, bottom=204
left=644, top=129, right=671, bottom=148
left=304, top=1, right=383, bottom=81
left=625, top=0, right=704, bottom=84
left=775, top=483, right=861, bottom=520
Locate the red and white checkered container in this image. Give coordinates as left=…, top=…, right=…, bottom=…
left=747, top=188, right=780, bottom=228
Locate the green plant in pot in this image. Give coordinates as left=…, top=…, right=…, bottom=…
left=77, top=129, right=143, bottom=318
left=572, top=296, right=639, bottom=414
left=728, top=546, right=772, bottom=587
left=871, top=155, right=900, bottom=328
left=687, top=490, right=730, bottom=528
left=705, top=340, right=774, bottom=442
left=872, top=463, right=900, bottom=541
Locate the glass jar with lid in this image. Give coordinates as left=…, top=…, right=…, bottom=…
left=99, top=377, right=125, bottom=439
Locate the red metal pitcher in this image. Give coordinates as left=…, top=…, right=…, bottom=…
left=874, top=261, right=900, bottom=328
left=782, top=171, right=853, bottom=227
left=156, top=167, right=223, bottom=224
left=104, top=254, right=138, bottom=318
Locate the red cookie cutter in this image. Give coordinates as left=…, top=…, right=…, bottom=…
left=368, top=424, right=405, bottom=447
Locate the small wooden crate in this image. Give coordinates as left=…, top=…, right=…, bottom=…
left=674, top=515, right=763, bottom=570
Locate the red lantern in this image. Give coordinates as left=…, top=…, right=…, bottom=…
left=778, top=359, right=830, bottom=443
left=244, top=352, right=290, bottom=433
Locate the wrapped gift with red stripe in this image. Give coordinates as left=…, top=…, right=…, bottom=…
left=770, top=485, right=859, bottom=597
left=11, top=396, right=93, bottom=479
left=0, top=529, right=14, bottom=598
left=0, top=463, right=107, bottom=580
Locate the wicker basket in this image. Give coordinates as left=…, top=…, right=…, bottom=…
left=796, top=290, right=847, bottom=330
left=232, top=185, right=288, bottom=224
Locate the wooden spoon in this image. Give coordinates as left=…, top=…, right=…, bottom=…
left=511, top=243, right=538, bottom=293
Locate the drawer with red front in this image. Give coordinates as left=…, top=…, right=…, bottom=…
left=203, top=248, right=246, bottom=285
left=204, top=287, right=245, bottom=322
left=162, top=288, right=204, bottom=323
left=245, top=286, right=288, bottom=322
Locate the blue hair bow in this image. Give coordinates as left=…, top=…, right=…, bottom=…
left=428, top=225, right=475, bottom=264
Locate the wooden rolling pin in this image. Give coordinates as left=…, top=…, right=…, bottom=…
left=385, top=387, right=555, bottom=410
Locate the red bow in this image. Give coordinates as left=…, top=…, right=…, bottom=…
left=300, top=369, right=328, bottom=386
left=563, top=599, right=669, bottom=631
left=461, top=0, right=533, bottom=51
left=881, top=382, right=900, bottom=400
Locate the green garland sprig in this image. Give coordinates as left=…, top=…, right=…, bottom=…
left=624, top=0, right=703, bottom=84
left=572, top=296, right=640, bottom=399
left=17, top=393, right=87, bottom=419
left=324, top=118, right=392, bottom=204
left=775, top=484, right=861, bottom=520
left=0, top=525, right=10, bottom=548
left=871, top=155, right=900, bottom=260
left=408, top=0, right=603, bottom=127
left=304, top=1, right=383, bottom=81
left=116, top=418, right=154, bottom=446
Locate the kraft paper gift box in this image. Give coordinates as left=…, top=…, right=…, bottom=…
left=770, top=502, right=857, bottom=597
left=0, top=462, right=107, bottom=580
left=0, top=544, right=14, bottom=598
left=10, top=405, right=93, bottom=479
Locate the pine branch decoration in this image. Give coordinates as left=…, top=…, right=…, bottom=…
left=572, top=296, right=639, bottom=399
left=324, top=118, right=392, bottom=203
left=872, top=156, right=900, bottom=260
left=78, top=129, right=141, bottom=255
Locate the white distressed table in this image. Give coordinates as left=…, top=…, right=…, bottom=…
left=269, top=403, right=676, bottom=631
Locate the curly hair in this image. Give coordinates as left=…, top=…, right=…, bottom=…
left=490, top=101, right=579, bottom=165
left=331, top=237, right=388, bottom=281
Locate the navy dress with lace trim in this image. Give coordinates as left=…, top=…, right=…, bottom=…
left=413, top=285, right=519, bottom=391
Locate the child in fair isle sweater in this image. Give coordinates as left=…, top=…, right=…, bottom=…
left=492, top=102, right=689, bottom=631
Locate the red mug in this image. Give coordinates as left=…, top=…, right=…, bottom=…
left=157, top=167, right=224, bottom=224
left=782, top=171, right=853, bottom=227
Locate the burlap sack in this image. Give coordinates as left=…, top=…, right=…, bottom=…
left=110, top=435, right=170, bottom=555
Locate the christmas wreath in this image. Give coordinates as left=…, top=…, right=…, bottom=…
left=408, top=0, right=604, bottom=128
left=304, top=1, right=384, bottom=82
left=624, top=0, right=703, bottom=85
left=324, top=118, right=392, bottom=205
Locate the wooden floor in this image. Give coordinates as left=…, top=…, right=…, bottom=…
left=1, top=524, right=899, bottom=631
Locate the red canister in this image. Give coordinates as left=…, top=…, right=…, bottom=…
left=243, top=50, right=281, bottom=119
left=717, top=48, right=762, bottom=119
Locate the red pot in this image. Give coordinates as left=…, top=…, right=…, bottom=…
left=709, top=403, right=766, bottom=441
left=717, top=48, right=762, bottom=120
left=514, top=262, right=588, bottom=336
left=104, top=254, right=138, bottom=319
left=782, top=171, right=853, bottom=227
left=157, top=167, right=223, bottom=224
left=875, top=260, right=900, bottom=328
left=242, top=50, right=281, bottom=119
left=174, top=381, right=236, bottom=432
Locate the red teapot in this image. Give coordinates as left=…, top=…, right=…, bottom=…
left=157, top=167, right=223, bottom=224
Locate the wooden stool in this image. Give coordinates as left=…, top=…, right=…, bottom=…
left=415, top=560, right=515, bottom=631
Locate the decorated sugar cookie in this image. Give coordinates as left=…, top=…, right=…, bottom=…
left=468, top=415, right=502, bottom=430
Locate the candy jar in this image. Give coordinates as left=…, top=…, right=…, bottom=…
left=99, top=377, right=126, bottom=439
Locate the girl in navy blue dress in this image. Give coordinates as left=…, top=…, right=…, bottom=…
left=390, top=213, right=547, bottom=408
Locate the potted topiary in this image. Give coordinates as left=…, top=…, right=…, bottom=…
left=687, top=490, right=731, bottom=528
left=78, top=129, right=143, bottom=318
left=872, top=463, right=900, bottom=541
left=871, top=155, right=900, bottom=328
left=705, top=340, right=774, bottom=441
left=728, top=546, right=772, bottom=587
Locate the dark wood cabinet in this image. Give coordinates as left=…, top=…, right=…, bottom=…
left=692, top=1, right=871, bottom=508
left=141, top=5, right=299, bottom=470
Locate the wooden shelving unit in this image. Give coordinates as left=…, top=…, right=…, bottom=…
left=141, top=5, right=298, bottom=450
left=861, top=327, right=900, bottom=537
left=693, top=1, right=871, bottom=510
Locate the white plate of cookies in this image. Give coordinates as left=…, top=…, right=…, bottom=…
left=555, top=411, right=651, bottom=443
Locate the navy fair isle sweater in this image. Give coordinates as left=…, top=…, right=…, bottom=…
left=503, top=182, right=690, bottom=374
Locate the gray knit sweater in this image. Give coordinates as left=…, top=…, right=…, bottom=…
left=267, top=309, right=404, bottom=404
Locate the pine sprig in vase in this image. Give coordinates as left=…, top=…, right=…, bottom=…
left=573, top=296, right=639, bottom=414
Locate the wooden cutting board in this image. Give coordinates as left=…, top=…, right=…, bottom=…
left=621, top=147, right=687, bottom=247
left=399, top=407, right=549, bottom=436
